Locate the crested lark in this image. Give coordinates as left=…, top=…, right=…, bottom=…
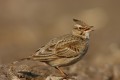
left=22, top=19, right=94, bottom=77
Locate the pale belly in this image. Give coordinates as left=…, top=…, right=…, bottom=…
left=47, top=54, right=84, bottom=67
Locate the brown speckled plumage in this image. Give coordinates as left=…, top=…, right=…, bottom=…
left=22, top=19, right=94, bottom=77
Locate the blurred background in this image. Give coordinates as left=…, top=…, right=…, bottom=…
left=0, top=0, right=120, bottom=67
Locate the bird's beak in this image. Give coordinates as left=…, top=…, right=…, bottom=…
left=85, top=26, right=94, bottom=32
left=90, top=26, right=94, bottom=32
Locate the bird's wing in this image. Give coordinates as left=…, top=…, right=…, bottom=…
left=30, top=40, right=82, bottom=61
left=55, top=40, right=85, bottom=58
left=34, top=34, right=72, bottom=55
left=34, top=38, right=59, bottom=56
left=31, top=34, right=86, bottom=61
left=29, top=37, right=62, bottom=61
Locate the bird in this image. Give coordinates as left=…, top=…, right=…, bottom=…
left=21, top=19, right=94, bottom=78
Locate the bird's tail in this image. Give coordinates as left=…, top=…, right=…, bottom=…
left=11, top=56, right=33, bottom=65
left=20, top=56, right=32, bottom=61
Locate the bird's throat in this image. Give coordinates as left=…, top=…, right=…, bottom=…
left=84, top=32, right=90, bottom=39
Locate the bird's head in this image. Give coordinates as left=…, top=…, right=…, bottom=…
left=72, top=19, right=94, bottom=39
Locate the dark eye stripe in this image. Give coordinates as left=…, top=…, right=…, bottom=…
left=79, top=27, right=85, bottom=29
left=74, top=27, right=90, bottom=31
left=85, top=28, right=90, bottom=31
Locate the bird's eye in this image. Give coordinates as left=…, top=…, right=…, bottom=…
left=78, top=27, right=85, bottom=30
left=78, top=27, right=82, bottom=29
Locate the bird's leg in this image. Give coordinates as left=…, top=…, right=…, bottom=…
left=55, top=66, right=68, bottom=77
left=55, top=66, right=76, bottom=80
